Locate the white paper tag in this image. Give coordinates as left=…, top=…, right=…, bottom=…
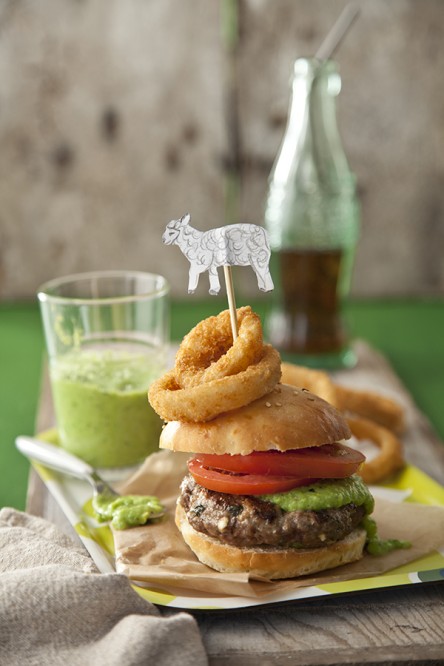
left=162, top=213, right=274, bottom=295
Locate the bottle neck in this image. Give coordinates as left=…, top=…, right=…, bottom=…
left=265, top=59, right=359, bottom=251
left=273, top=59, right=353, bottom=193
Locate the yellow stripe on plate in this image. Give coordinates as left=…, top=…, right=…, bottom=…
left=318, top=572, right=412, bottom=594
left=132, top=585, right=177, bottom=606
left=382, top=464, right=444, bottom=506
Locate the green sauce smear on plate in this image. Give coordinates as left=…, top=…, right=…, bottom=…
left=362, top=515, right=411, bottom=555
left=92, top=493, right=164, bottom=530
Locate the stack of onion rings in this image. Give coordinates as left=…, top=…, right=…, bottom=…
left=335, top=385, right=405, bottom=435
left=149, top=308, right=281, bottom=423
left=281, top=361, right=406, bottom=483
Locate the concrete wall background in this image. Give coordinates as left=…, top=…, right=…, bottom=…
left=0, top=0, right=443, bottom=301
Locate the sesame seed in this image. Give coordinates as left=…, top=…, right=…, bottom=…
left=265, top=402, right=272, bottom=407
left=275, top=402, right=282, bottom=407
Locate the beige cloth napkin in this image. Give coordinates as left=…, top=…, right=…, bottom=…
left=0, top=508, right=207, bottom=666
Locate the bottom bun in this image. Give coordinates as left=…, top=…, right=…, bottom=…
left=176, top=503, right=366, bottom=580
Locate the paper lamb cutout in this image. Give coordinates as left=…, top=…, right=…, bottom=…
left=162, top=213, right=274, bottom=295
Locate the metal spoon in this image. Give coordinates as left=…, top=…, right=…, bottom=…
left=15, top=436, right=165, bottom=523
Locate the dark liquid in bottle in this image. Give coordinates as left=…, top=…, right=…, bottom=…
left=270, top=248, right=346, bottom=355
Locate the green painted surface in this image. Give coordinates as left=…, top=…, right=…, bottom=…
left=1, top=298, right=443, bottom=510
left=0, top=304, right=44, bottom=510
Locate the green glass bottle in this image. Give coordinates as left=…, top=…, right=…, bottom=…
left=265, top=57, right=360, bottom=368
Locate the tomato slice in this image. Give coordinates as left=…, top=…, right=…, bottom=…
left=193, top=443, right=364, bottom=480
left=188, top=458, right=315, bottom=495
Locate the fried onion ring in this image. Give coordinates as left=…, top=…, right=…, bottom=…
left=175, top=306, right=264, bottom=389
left=348, top=417, right=405, bottom=484
left=336, top=385, right=405, bottom=434
left=148, top=344, right=281, bottom=423
left=280, top=362, right=338, bottom=407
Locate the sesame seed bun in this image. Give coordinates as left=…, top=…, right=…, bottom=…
left=160, top=384, right=351, bottom=456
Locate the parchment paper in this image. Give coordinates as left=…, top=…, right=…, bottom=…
left=112, top=449, right=444, bottom=599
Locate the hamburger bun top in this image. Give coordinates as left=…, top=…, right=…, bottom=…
left=160, top=383, right=351, bottom=456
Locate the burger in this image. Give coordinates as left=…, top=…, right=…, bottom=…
left=158, top=383, right=374, bottom=579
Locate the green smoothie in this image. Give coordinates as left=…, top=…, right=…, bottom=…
left=50, top=348, right=164, bottom=468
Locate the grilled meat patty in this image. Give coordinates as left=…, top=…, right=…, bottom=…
left=179, top=474, right=366, bottom=549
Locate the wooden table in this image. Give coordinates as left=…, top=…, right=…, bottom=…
left=27, top=342, right=444, bottom=666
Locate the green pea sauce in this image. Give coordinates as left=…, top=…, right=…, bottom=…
left=261, top=475, right=410, bottom=555
left=261, top=475, right=375, bottom=514
left=92, top=493, right=164, bottom=530
left=362, top=515, right=410, bottom=556
left=51, top=348, right=164, bottom=468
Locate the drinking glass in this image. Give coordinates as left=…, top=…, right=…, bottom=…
left=38, top=270, right=169, bottom=471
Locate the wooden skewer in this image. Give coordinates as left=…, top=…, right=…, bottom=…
left=223, top=265, right=238, bottom=341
